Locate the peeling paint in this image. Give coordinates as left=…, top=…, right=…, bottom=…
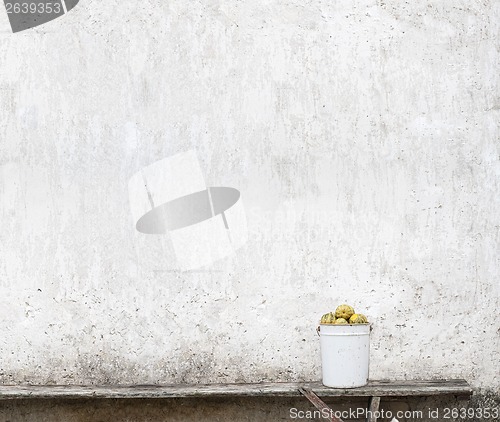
left=0, top=1, right=498, bottom=418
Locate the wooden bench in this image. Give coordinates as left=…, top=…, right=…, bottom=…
left=0, top=380, right=472, bottom=422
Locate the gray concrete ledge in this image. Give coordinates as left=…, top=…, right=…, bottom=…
left=0, top=379, right=473, bottom=400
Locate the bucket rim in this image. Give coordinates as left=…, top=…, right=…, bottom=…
left=316, top=322, right=372, bottom=336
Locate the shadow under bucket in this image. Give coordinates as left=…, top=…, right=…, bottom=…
left=318, top=323, right=371, bottom=388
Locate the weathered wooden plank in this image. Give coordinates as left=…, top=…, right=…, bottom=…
left=299, top=388, right=344, bottom=422
left=0, top=380, right=472, bottom=401
left=308, top=379, right=472, bottom=398
left=366, top=396, right=381, bottom=422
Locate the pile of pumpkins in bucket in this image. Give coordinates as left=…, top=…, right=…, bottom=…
left=318, top=304, right=371, bottom=388
left=320, top=304, right=369, bottom=325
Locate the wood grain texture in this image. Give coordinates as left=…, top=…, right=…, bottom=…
left=299, top=388, right=344, bottom=422
left=0, top=380, right=473, bottom=401
left=367, top=396, right=381, bottom=422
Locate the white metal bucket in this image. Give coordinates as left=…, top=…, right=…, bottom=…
left=318, top=323, right=370, bottom=388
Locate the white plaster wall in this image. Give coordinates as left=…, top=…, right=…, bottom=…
left=0, top=0, right=498, bottom=391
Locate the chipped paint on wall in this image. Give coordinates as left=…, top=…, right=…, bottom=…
left=0, top=0, right=498, bottom=394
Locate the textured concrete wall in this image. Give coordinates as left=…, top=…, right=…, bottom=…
left=0, top=0, right=498, bottom=402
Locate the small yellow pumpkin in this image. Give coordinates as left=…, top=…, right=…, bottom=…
left=349, top=313, right=368, bottom=324
left=335, top=304, right=355, bottom=320
left=334, top=318, right=348, bottom=324
left=320, top=312, right=336, bottom=324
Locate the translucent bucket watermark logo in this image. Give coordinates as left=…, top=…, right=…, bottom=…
left=3, top=0, right=79, bottom=32
left=128, top=150, right=248, bottom=271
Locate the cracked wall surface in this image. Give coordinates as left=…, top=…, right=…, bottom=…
left=0, top=0, right=498, bottom=405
